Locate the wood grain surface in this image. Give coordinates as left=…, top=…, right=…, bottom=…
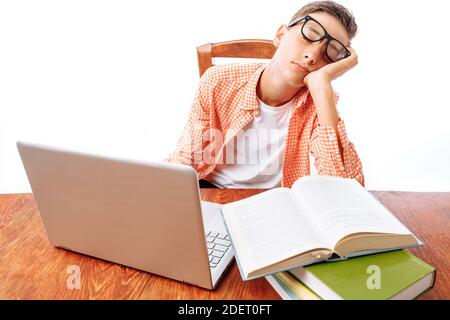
left=0, top=190, right=448, bottom=300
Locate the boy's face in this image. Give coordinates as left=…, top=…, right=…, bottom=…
left=272, top=11, right=351, bottom=87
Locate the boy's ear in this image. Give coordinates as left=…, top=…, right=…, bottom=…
left=273, top=24, right=289, bottom=48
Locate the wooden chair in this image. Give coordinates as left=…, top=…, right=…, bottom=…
left=196, top=39, right=277, bottom=77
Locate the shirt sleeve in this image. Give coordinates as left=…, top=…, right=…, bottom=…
left=164, top=69, right=214, bottom=176
left=309, top=117, right=365, bottom=187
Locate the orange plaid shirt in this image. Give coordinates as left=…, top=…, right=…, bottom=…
left=165, top=63, right=364, bottom=188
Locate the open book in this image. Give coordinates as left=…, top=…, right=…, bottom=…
left=221, top=176, right=423, bottom=281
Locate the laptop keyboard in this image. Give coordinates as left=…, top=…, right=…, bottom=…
left=205, top=231, right=232, bottom=268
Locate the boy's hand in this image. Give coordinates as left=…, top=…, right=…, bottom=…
left=304, top=47, right=358, bottom=90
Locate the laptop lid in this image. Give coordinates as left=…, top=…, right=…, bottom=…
left=17, top=141, right=214, bottom=289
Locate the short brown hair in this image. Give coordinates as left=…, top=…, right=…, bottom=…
left=289, top=1, right=358, bottom=39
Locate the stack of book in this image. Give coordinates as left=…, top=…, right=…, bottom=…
left=265, top=250, right=435, bottom=300
left=219, top=176, right=436, bottom=300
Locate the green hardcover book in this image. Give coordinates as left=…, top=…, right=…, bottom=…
left=289, top=250, right=436, bottom=300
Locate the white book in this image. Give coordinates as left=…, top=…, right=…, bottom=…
left=221, top=176, right=423, bottom=281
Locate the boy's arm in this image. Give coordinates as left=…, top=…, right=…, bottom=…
left=164, top=70, right=213, bottom=176
left=309, top=111, right=365, bottom=187
left=305, top=47, right=365, bottom=186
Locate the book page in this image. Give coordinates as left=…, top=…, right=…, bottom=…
left=222, top=188, right=329, bottom=276
left=291, top=176, right=414, bottom=247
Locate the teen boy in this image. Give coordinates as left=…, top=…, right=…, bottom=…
left=166, top=1, right=364, bottom=189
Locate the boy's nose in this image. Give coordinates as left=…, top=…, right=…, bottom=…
left=302, top=42, right=325, bottom=65
left=303, top=51, right=317, bottom=65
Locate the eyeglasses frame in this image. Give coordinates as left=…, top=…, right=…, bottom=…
left=287, top=15, right=351, bottom=62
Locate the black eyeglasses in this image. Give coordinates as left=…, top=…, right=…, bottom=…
left=288, top=15, right=351, bottom=63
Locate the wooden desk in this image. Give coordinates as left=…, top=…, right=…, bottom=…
left=0, top=190, right=449, bottom=299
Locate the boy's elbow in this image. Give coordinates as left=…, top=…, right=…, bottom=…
left=354, top=173, right=365, bottom=187
left=345, top=168, right=365, bottom=187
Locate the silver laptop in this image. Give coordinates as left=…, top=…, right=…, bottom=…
left=17, top=141, right=234, bottom=290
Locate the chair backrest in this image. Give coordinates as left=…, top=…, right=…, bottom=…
left=196, top=39, right=277, bottom=77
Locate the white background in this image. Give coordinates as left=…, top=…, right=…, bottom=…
left=1, top=0, right=449, bottom=193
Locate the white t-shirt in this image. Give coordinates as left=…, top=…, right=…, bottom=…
left=207, top=96, right=294, bottom=188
